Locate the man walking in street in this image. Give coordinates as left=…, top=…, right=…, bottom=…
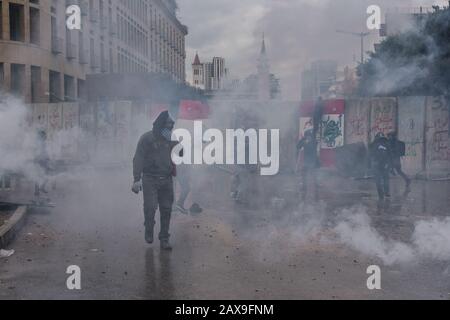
left=132, top=110, right=178, bottom=250
left=387, top=131, right=411, bottom=192
left=369, top=132, right=392, bottom=200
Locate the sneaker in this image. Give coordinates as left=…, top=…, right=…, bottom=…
left=160, top=240, right=173, bottom=251
left=145, top=225, right=154, bottom=244
left=175, top=204, right=189, bottom=215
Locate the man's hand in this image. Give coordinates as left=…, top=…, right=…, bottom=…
left=132, top=181, right=142, bottom=194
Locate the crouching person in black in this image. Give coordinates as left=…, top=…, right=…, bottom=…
left=369, top=132, right=392, bottom=200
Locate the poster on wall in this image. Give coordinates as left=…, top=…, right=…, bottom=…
left=299, top=117, right=313, bottom=139
left=321, top=114, right=344, bottom=149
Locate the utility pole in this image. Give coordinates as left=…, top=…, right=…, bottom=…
left=336, top=30, right=371, bottom=65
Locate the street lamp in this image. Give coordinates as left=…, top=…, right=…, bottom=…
left=336, top=29, right=371, bottom=65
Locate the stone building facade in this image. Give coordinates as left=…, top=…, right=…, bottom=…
left=0, top=0, right=187, bottom=103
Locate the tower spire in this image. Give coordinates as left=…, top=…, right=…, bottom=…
left=257, top=33, right=270, bottom=101
left=193, top=52, right=201, bottom=65
left=261, top=33, right=266, bottom=55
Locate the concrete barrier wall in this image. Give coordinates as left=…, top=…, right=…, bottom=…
left=425, top=96, right=450, bottom=174
left=114, top=101, right=133, bottom=163
left=344, top=99, right=370, bottom=146
left=369, top=97, right=397, bottom=141
left=29, top=96, right=450, bottom=175
left=47, top=104, right=63, bottom=159
left=398, top=96, right=426, bottom=175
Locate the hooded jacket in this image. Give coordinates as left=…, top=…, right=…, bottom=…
left=133, top=111, right=177, bottom=181
left=369, top=137, right=391, bottom=170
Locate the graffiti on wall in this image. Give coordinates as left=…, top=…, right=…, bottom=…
left=97, top=101, right=115, bottom=140
left=48, top=104, right=62, bottom=132
left=397, top=96, right=426, bottom=174
left=345, top=99, right=369, bottom=145
left=370, top=98, right=396, bottom=140
left=432, top=131, right=449, bottom=161
left=32, top=104, right=48, bottom=131
left=426, top=96, right=450, bottom=168
left=63, top=103, right=79, bottom=130
left=321, top=114, right=344, bottom=149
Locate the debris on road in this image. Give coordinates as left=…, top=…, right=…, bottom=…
left=0, top=249, right=15, bottom=258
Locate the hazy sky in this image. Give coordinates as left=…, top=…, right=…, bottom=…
left=177, top=0, right=448, bottom=100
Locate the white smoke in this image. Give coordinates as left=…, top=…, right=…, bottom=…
left=333, top=206, right=450, bottom=265
left=333, top=207, right=416, bottom=265
left=0, top=96, right=40, bottom=179
left=413, top=217, right=450, bottom=260
left=236, top=198, right=450, bottom=266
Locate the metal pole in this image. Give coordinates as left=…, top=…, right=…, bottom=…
left=361, top=34, right=364, bottom=64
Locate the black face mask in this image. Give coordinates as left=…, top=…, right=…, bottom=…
left=161, top=128, right=172, bottom=141
left=160, top=119, right=175, bottom=141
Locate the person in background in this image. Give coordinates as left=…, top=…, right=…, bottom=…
left=34, top=130, right=50, bottom=197
left=387, top=131, right=411, bottom=192
left=296, top=129, right=320, bottom=201
left=174, top=164, right=190, bottom=214
left=313, top=96, right=325, bottom=139
left=369, top=132, right=392, bottom=200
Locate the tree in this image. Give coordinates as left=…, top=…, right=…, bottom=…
left=358, top=6, right=450, bottom=97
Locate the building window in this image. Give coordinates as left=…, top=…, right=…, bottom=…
left=9, top=3, right=25, bottom=41
left=11, top=64, right=25, bottom=96
left=77, top=79, right=85, bottom=101
left=31, top=66, right=41, bottom=103
left=64, top=75, right=75, bottom=101
left=30, top=7, right=40, bottom=45
left=49, top=70, right=61, bottom=102
left=0, top=63, right=4, bottom=91
left=0, top=2, right=3, bottom=40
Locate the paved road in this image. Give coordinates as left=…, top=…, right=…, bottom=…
left=1, top=168, right=449, bottom=299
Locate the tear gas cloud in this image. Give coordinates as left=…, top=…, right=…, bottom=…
left=240, top=202, right=450, bottom=266
left=0, top=97, right=42, bottom=180
left=1, top=1, right=450, bottom=278
left=180, top=0, right=449, bottom=99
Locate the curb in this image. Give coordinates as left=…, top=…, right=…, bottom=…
left=0, top=206, right=27, bottom=248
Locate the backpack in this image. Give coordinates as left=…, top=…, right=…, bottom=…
left=397, top=141, right=406, bottom=157
left=371, top=139, right=390, bottom=166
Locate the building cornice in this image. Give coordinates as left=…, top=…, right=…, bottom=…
left=153, top=0, right=188, bottom=35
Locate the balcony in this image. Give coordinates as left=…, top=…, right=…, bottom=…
left=90, top=9, right=99, bottom=23
left=66, top=42, right=77, bottom=59
left=80, top=1, right=88, bottom=16
left=109, top=22, right=117, bottom=35
left=66, top=0, right=79, bottom=6
left=100, top=18, right=108, bottom=29
left=101, top=58, right=109, bottom=73
left=79, top=50, right=89, bottom=64
left=90, top=54, right=100, bottom=68
left=51, top=37, right=63, bottom=54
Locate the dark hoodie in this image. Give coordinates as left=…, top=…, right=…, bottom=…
left=133, top=111, right=177, bottom=181
left=369, top=137, right=391, bottom=170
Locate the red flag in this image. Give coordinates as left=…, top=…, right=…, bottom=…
left=179, top=100, right=210, bottom=120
